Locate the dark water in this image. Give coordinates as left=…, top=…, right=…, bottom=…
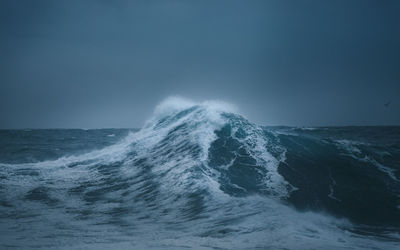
left=1, top=99, right=399, bottom=249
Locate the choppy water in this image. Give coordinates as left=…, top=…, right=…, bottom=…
left=1, top=98, right=399, bottom=249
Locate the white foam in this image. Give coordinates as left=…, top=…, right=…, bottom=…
left=226, top=115, right=291, bottom=197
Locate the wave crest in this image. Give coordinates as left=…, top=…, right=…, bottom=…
left=129, top=97, right=290, bottom=198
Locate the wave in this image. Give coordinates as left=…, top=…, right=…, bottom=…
left=1, top=97, right=399, bottom=249
left=334, top=139, right=398, bottom=181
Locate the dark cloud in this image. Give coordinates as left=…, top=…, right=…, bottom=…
left=1, top=0, right=399, bottom=128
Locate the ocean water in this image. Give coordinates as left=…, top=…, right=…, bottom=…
left=1, top=98, right=399, bottom=249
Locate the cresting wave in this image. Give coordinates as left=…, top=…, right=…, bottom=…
left=0, top=97, right=399, bottom=249
left=134, top=97, right=292, bottom=199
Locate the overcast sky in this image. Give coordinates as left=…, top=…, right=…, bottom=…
left=1, top=0, right=399, bottom=128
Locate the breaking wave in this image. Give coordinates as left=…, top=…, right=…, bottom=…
left=0, top=97, right=399, bottom=249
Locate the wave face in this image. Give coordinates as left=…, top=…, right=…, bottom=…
left=0, top=97, right=399, bottom=249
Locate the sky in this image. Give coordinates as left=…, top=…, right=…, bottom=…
left=1, top=0, right=399, bottom=128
